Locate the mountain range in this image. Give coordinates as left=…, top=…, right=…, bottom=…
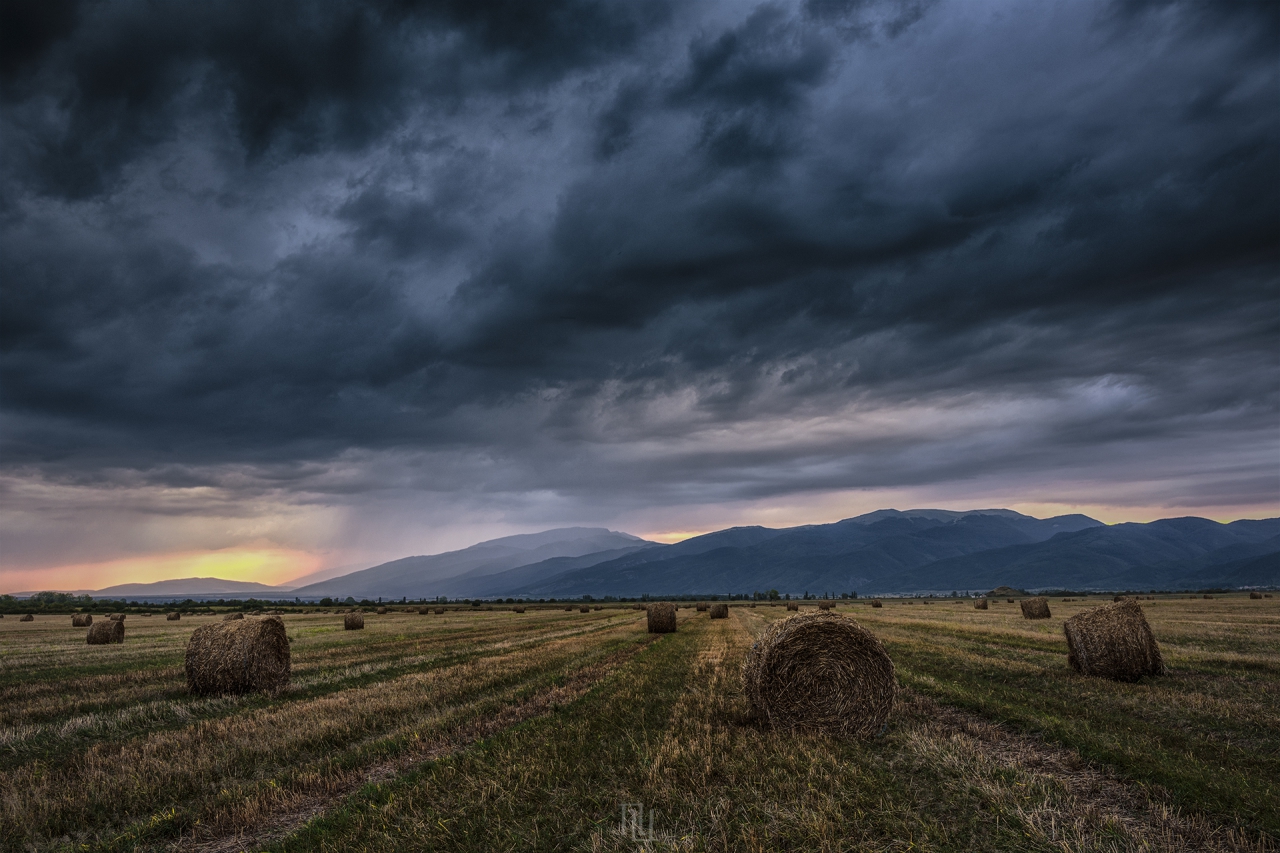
left=19, top=510, right=1279, bottom=600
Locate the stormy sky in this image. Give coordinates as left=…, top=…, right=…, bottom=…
left=2, top=0, right=1277, bottom=590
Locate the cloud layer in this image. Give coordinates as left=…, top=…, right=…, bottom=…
left=2, top=0, right=1276, bottom=581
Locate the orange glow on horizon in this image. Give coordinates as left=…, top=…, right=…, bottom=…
left=642, top=530, right=713, bottom=544
left=1, top=548, right=321, bottom=595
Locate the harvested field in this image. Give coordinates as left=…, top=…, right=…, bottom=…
left=0, top=597, right=1275, bottom=852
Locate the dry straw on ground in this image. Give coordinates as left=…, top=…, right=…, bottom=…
left=20, top=614, right=34, bottom=622
left=72, top=613, right=92, bottom=627
left=974, top=599, right=988, bottom=610
left=710, top=603, right=728, bottom=619
left=1063, top=599, right=1165, bottom=682
left=185, top=615, right=291, bottom=696
left=647, top=602, right=677, bottom=633
left=87, top=620, right=124, bottom=644
left=1020, top=597, right=1052, bottom=619
left=344, top=612, right=365, bottom=630
left=786, top=602, right=799, bottom=612
left=222, top=613, right=244, bottom=621
left=743, top=611, right=896, bottom=737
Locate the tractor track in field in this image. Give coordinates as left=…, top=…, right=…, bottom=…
left=174, top=634, right=659, bottom=853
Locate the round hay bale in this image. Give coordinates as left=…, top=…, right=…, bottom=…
left=696, top=603, right=709, bottom=612
left=786, top=602, right=799, bottom=612
left=419, top=607, right=430, bottom=614
left=564, top=606, right=574, bottom=612
left=1006, top=598, right=1015, bottom=604
left=109, top=613, right=126, bottom=622
left=185, top=616, right=291, bottom=696
left=433, top=607, right=445, bottom=614
left=72, top=613, right=93, bottom=627
left=167, top=612, right=181, bottom=621
left=1203, top=594, right=1213, bottom=599
left=973, top=599, right=988, bottom=610
left=513, top=606, right=526, bottom=613
left=1063, top=600, right=1164, bottom=682
left=579, top=606, right=590, bottom=613
left=870, top=600, right=882, bottom=608
left=344, top=612, right=365, bottom=630
left=376, top=606, right=388, bottom=614
left=750, top=603, right=757, bottom=608
left=743, top=612, right=895, bottom=737
left=87, top=620, right=124, bottom=644
left=710, top=603, right=728, bottom=619
left=20, top=614, right=35, bottom=622
left=647, top=602, right=677, bottom=634
left=222, top=613, right=244, bottom=622
left=818, top=603, right=833, bottom=611
left=1020, top=597, right=1051, bottom=619
left=593, top=605, right=602, bottom=611
left=142, top=612, right=152, bottom=617
left=1248, top=592, right=1262, bottom=600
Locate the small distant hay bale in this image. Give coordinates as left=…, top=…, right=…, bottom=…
left=142, top=612, right=152, bottom=617
left=580, top=606, right=590, bottom=613
left=1006, top=598, right=1015, bottom=604
left=167, top=612, right=181, bottom=621
left=818, top=602, right=833, bottom=611
left=633, top=603, right=646, bottom=610
left=513, top=606, right=526, bottom=613
left=593, top=605, right=602, bottom=611
left=109, top=613, right=126, bottom=622
left=1203, top=594, right=1213, bottom=600
left=647, top=602, right=677, bottom=634
left=433, top=607, right=445, bottom=615
left=376, top=606, right=388, bottom=614
left=185, top=615, right=291, bottom=695
left=1063, top=599, right=1164, bottom=682
left=742, top=612, right=895, bottom=737
left=696, top=603, right=708, bottom=612
left=222, top=613, right=244, bottom=622
left=973, top=599, right=988, bottom=610
left=419, top=607, right=430, bottom=614
left=87, top=620, right=124, bottom=644
left=1266, top=594, right=1273, bottom=598
left=1112, top=595, right=1124, bottom=602
left=750, top=603, right=757, bottom=608
left=73, top=613, right=93, bottom=627
left=710, top=603, right=728, bottom=619
left=1020, top=597, right=1051, bottom=620
left=870, top=600, right=882, bottom=608
left=1249, top=592, right=1263, bottom=599
left=344, top=612, right=365, bottom=630
left=20, top=614, right=34, bottom=622
left=786, top=602, right=799, bottom=612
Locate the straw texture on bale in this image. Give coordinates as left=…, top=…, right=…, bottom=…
left=377, top=607, right=388, bottom=614
left=434, top=607, right=445, bottom=615
left=109, top=613, right=126, bottom=621
left=344, top=612, right=365, bottom=630
left=647, top=602, right=677, bottom=633
left=710, top=603, right=728, bottom=619
left=786, top=602, right=799, bottom=612
left=1006, top=598, right=1015, bottom=604
left=72, top=613, right=93, bottom=627
left=580, top=606, right=590, bottom=613
left=870, top=601, right=882, bottom=608
left=1063, top=600, right=1164, bottom=682
left=818, top=603, right=833, bottom=610
left=20, top=614, right=34, bottom=622
left=696, top=603, right=708, bottom=612
left=167, top=612, right=181, bottom=621
left=513, top=606, right=525, bottom=613
left=1249, top=592, right=1263, bottom=599
left=222, top=613, right=244, bottom=621
left=1020, top=597, right=1051, bottom=619
left=87, top=620, right=124, bottom=644
left=185, top=615, right=291, bottom=696
left=973, top=599, right=988, bottom=610
left=743, top=612, right=895, bottom=737
left=419, top=608, right=430, bottom=614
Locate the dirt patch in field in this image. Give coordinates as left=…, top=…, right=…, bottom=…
left=898, top=692, right=1274, bottom=853
left=177, top=637, right=658, bottom=853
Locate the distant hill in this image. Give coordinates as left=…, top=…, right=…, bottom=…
left=290, top=527, right=648, bottom=600
left=91, top=577, right=293, bottom=598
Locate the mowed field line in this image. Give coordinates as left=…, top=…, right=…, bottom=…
left=0, top=614, right=652, bottom=851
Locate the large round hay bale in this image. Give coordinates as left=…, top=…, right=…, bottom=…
left=433, top=607, right=445, bottom=614
left=222, top=612, right=244, bottom=622
left=1248, top=591, right=1262, bottom=600
left=344, top=612, right=365, bottom=630
left=109, top=613, right=126, bottom=622
left=710, top=603, right=728, bottom=619
left=818, top=602, right=833, bottom=611
left=647, top=602, right=677, bottom=634
left=1020, top=597, right=1051, bottom=619
left=743, top=612, right=895, bottom=737
left=973, top=599, right=988, bottom=610
left=185, top=616, right=291, bottom=695
left=786, top=602, right=799, bottom=612
left=87, top=620, right=124, bottom=644
left=19, top=614, right=34, bottom=622
left=376, top=606, right=388, bottom=614
left=1063, top=600, right=1164, bottom=682
left=72, top=613, right=93, bottom=627
left=696, top=603, right=708, bottom=612
left=870, top=600, right=882, bottom=608
left=419, top=607, right=430, bottom=614
left=166, top=612, right=181, bottom=621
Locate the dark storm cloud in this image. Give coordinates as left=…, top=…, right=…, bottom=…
left=1, top=0, right=1276, bottom=512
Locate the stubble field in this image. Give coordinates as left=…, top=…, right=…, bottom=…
left=1, top=596, right=1276, bottom=852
